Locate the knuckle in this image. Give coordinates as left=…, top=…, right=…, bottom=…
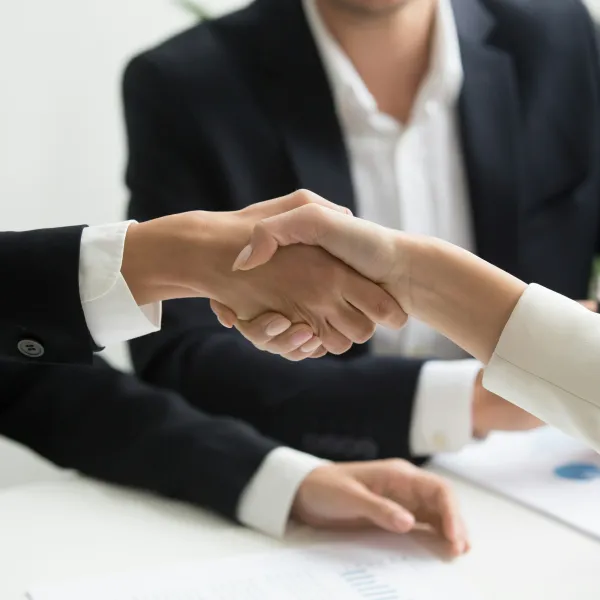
left=376, top=295, right=408, bottom=328
left=294, top=189, right=316, bottom=207
left=373, top=295, right=396, bottom=320
left=386, top=458, right=411, bottom=470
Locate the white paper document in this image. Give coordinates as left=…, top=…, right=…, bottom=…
left=434, top=427, right=600, bottom=540
left=29, top=533, right=479, bottom=600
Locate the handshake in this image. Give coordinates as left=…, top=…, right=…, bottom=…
left=123, top=190, right=408, bottom=358
left=124, top=190, right=539, bottom=439
left=123, top=188, right=524, bottom=366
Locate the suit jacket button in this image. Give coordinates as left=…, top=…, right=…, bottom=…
left=17, top=339, right=45, bottom=358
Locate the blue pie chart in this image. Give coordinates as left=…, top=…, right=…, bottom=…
left=554, top=463, right=600, bottom=481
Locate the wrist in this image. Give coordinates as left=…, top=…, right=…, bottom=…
left=393, top=234, right=526, bottom=363
left=121, top=212, right=249, bottom=305
left=121, top=220, right=172, bottom=306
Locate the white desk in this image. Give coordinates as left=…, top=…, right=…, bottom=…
left=0, top=468, right=598, bottom=600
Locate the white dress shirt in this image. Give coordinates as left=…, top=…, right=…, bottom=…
left=304, top=0, right=481, bottom=455
left=79, top=222, right=323, bottom=538
left=79, top=221, right=161, bottom=347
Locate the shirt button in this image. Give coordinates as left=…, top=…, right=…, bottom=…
left=432, top=432, right=448, bottom=452
left=17, top=339, right=45, bottom=358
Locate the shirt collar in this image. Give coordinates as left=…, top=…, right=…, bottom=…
left=303, top=0, right=464, bottom=116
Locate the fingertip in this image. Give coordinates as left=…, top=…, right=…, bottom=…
left=216, top=316, right=234, bottom=329
left=300, top=337, right=323, bottom=353
left=392, top=511, right=415, bottom=534
left=265, top=317, right=292, bottom=337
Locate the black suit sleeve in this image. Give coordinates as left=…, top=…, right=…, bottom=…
left=0, top=226, right=96, bottom=364
left=123, top=54, right=427, bottom=465
left=0, top=356, right=278, bottom=519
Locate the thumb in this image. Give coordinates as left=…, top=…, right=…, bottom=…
left=232, top=204, right=396, bottom=290
left=232, top=203, right=337, bottom=271
left=209, top=299, right=237, bottom=328
left=352, top=487, right=416, bottom=535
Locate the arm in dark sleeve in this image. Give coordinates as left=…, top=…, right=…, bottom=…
left=0, top=356, right=278, bottom=519
left=123, top=54, right=427, bottom=465
left=0, top=226, right=95, bottom=364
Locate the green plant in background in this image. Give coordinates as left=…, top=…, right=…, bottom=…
left=175, top=0, right=211, bottom=20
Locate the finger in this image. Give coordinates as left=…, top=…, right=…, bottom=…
left=210, top=300, right=237, bottom=328
left=383, top=466, right=468, bottom=555
left=233, top=204, right=390, bottom=282
left=249, top=190, right=353, bottom=225
left=319, top=322, right=354, bottom=355
left=233, top=313, right=294, bottom=347
left=283, top=189, right=353, bottom=216
left=344, top=277, right=408, bottom=330
left=252, top=324, right=316, bottom=356
left=325, top=302, right=376, bottom=346
left=309, top=346, right=327, bottom=358
left=422, top=475, right=468, bottom=555
left=233, top=203, right=342, bottom=271
left=300, top=337, right=324, bottom=354
left=281, top=341, right=326, bottom=362
left=352, top=487, right=416, bottom=535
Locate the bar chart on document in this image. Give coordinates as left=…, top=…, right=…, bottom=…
left=340, top=566, right=406, bottom=600
left=29, top=533, right=480, bottom=600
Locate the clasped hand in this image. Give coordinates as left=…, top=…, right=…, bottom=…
left=204, top=190, right=407, bottom=356
left=209, top=191, right=408, bottom=359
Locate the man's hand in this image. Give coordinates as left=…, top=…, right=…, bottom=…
left=210, top=303, right=327, bottom=360
left=472, top=369, right=543, bottom=438
left=122, top=190, right=407, bottom=355
left=293, top=460, right=470, bottom=557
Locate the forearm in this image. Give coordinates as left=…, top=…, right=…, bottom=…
left=0, top=226, right=94, bottom=363
left=399, top=235, right=527, bottom=364
left=0, top=357, right=277, bottom=520
left=121, top=212, right=240, bottom=306
left=131, top=316, right=425, bottom=463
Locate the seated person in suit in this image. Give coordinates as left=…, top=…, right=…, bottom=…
left=124, top=0, right=599, bottom=509
left=0, top=197, right=467, bottom=553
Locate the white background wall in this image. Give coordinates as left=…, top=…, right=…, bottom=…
left=0, top=0, right=599, bottom=488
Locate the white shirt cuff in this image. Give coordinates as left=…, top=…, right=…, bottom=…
left=237, top=447, right=327, bottom=538
left=410, top=359, right=482, bottom=455
left=79, top=222, right=162, bottom=347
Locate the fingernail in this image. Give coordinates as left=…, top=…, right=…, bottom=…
left=301, top=338, right=322, bottom=353
left=393, top=513, right=415, bottom=532
left=216, top=316, right=233, bottom=329
left=291, top=331, right=313, bottom=347
left=232, top=245, right=253, bottom=271
left=266, top=318, right=291, bottom=337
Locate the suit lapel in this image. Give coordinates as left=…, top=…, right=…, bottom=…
left=245, top=0, right=356, bottom=212
left=453, top=0, right=523, bottom=276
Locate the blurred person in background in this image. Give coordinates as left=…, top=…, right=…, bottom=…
left=123, top=0, right=599, bottom=531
